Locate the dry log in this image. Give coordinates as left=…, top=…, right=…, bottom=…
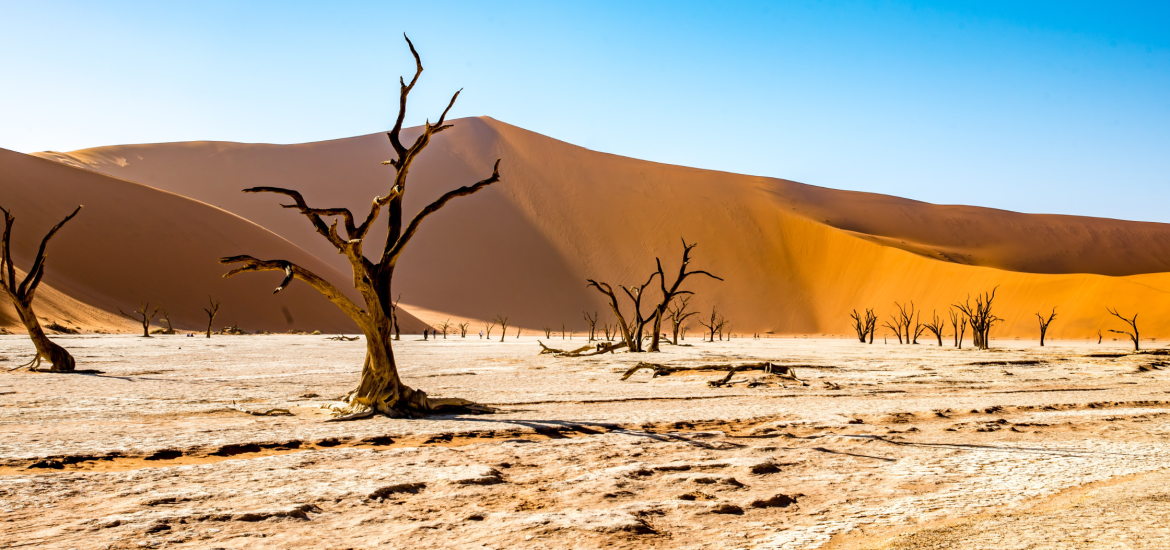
left=229, top=401, right=294, bottom=416
left=620, top=361, right=806, bottom=386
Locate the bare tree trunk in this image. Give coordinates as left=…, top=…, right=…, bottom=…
left=583, top=311, right=598, bottom=342
left=495, top=315, right=509, bottom=342
left=119, top=303, right=159, bottom=338
left=203, top=296, right=221, bottom=339
left=1106, top=307, right=1140, bottom=351
left=1036, top=307, right=1057, bottom=347
left=0, top=205, right=82, bottom=372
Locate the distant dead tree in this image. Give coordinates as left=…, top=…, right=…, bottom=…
left=949, top=308, right=966, bottom=349
left=389, top=294, right=403, bottom=341
left=561, top=322, right=566, bottom=339
left=587, top=240, right=720, bottom=352
left=849, top=308, right=877, bottom=343
left=484, top=321, right=497, bottom=340
left=882, top=315, right=903, bottom=344
left=119, top=303, right=160, bottom=338
left=602, top=321, right=614, bottom=342
left=542, top=325, right=552, bottom=338
left=583, top=311, right=598, bottom=341
left=494, top=314, right=509, bottom=342
left=203, top=296, right=221, bottom=339
left=1106, top=307, right=1140, bottom=351
left=698, top=307, right=720, bottom=342
left=0, top=204, right=82, bottom=372
left=457, top=322, right=469, bottom=338
left=156, top=309, right=177, bottom=335
left=954, top=288, right=1000, bottom=350
left=219, top=36, right=498, bottom=418
left=1036, top=308, right=1057, bottom=347
left=515, top=326, right=522, bottom=339
left=1097, top=330, right=1102, bottom=344
left=667, top=295, right=699, bottom=345
left=437, top=319, right=453, bottom=339
left=922, top=310, right=946, bottom=346
left=912, top=313, right=926, bottom=344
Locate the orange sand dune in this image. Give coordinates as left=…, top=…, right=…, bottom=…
left=34, top=118, right=1170, bottom=340
left=0, top=148, right=427, bottom=335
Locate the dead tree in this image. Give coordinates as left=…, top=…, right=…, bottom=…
left=601, top=322, right=614, bottom=341
left=484, top=321, right=496, bottom=340
left=220, top=37, right=498, bottom=419
left=1097, top=330, right=1102, bottom=344
left=912, top=312, right=926, bottom=344
left=646, top=240, right=722, bottom=352
left=542, top=325, right=552, bottom=338
left=457, top=322, right=469, bottom=338
left=668, top=295, right=699, bottom=345
left=0, top=205, right=82, bottom=372
left=922, top=310, right=946, bottom=346
left=698, top=307, right=719, bottom=342
left=1106, top=307, right=1140, bottom=351
left=389, top=294, right=402, bottom=341
left=561, top=322, right=566, bottom=339
left=583, top=311, right=598, bottom=341
left=587, top=240, right=720, bottom=352
left=203, top=296, right=221, bottom=339
left=953, top=288, right=1000, bottom=350
left=437, top=319, right=453, bottom=339
left=119, top=303, right=160, bottom=338
left=949, top=308, right=966, bottom=349
left=882, top=315, right=903, bottom=344
left=849, top=308, right=877, bottom=343
left=1036, top=308, right=1057, bottom=347
left=515, top=326, right=522, bottom=339
left=493, top=314, right=509, bottom=342
left=156, top=309, right=177, bottom=335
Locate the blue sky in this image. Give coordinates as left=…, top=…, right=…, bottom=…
left=2, top=1, right=1168, bottom=222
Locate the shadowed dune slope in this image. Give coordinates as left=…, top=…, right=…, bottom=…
left=0, top=148, right=426, bottom=334
left=36, top=117, right=1170, bottom=339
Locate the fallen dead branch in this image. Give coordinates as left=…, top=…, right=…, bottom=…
left=229, top=401, right=294, bottom=416
left=538, top=340, right=628, bottom=357
left=620, top=361, right=807, bottom=387
left=325, top=335, right=361, bottom=341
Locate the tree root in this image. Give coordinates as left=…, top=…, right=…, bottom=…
left=229, top=401, right=294, bottom=416
left=324, top=385, right=496, bottom=422
left=620, top=361, right=807, bottom=387
left=538, top=340, right=628, bottom=357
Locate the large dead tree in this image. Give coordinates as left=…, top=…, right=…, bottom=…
left=587, top=240, right=720, bottom=352
left=882, top=315, right=903, bottom=344
left=220, top=37, right=498, bottom=419
left=954, top=288, right=1000, bottom=350
left=437, top=319, right=453, bottom=339
left=0, top=205, right=82, bottom=372
left=156, top=309, right=177, bottom=335
left=1106, top=307, right=1140, bottom=351
left=457, top=322, right=469, bottom=338
left=120, top=303, right=160, bottom=338
left=1036, top=307, right=1057, bottom=347
left=203, top=296, right=221, bottom=339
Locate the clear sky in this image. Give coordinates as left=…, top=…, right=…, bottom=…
left=2, top=1, right=1168, bottom=222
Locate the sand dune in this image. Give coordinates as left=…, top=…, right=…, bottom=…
left=31, top=117, right=1170, bottom=340
left=0, top=148, right=427, bottom=335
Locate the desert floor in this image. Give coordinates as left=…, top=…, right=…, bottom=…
left=1, top=334, right=1168, bottom=549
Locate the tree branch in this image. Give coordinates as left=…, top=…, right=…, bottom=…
left=383, top=159, right=501, bottom=266
left=219, top=255, right=366, bottom=320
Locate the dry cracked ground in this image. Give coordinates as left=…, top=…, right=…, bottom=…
left=2, top=334, right=1169, bottom=549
